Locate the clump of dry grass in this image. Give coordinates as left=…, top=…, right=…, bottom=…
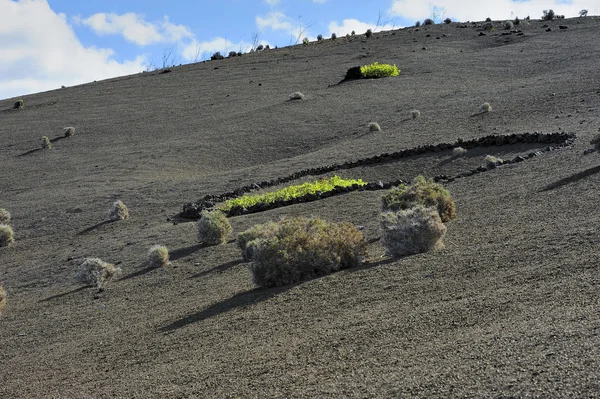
left=484, top=155, right=503, bottom=168
left=368, top=122, right=382, bottom=132
left=382, top=176, right=457, bottom=222
left=0, top=224, right=15, bottom=247
left=109, top=200, right=129, bottom=221
left=75, top=258, right=121, bottom=289
left=13, top=99, right=23, bottom=109
left=380, top=205, right=447, bottom=257
left=0, top=286, right=6, bottom=315
left=453, top=147, right=467, bottom=157
left=64, top=127, right=75, bottom=137
left=480, top=102, right=492, bottom=113
left=289, top=92, right=305, bottom=100
left=197, top=210, right=232, bottom=245
left=504, top=20, right=514, bottom=30
left=248, top=217, right=366, bottom=287
left=148, top=245, right=170, bottom=268
left=0, top=209, right=11, bottom=225
left=411, top=110, right=421, bottom=119
left=41, top=136, right=52, bottom=149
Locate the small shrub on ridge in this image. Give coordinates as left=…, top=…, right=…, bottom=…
left=380, top=205, right=446, bottom=257
left=109, top=200, right=129, bottom=221
left=302, top=37, right=309, bottom=45
left=76, top=258, right=121, bottom=289
left=381, top=175, right=456, bottom=222
left=331, top=33, right=337, bottom=40
left=248, top=217, right=366, bottom=287
left=14, top=99, right=24, bottom=109
left=485, top=155, right=503, bottom=168
left=368, top=122, right=382, bottom=132
left=542, top=9, right=555, bottom=21
left=505, top=21, right=514, bottom=30
left=411, top=110, right=421, bottom=119
left=64, top=127, right=75, bottom=137
left=41, top=136, right=52, bottom=149
left=0, top=209, right=11, bottom=225
left=317, top=34, right=324, bottom=41
left=365, top=29, right=373, bottom=37
left=0, top=224, right=14, bottom=247
left=289, top=92, right=305, bottom=101
left=197, top=210, right=232, bottom=245
left=423, top=18, right=434, bottom=25
left=453, top=147, right=467, bottom=157
left=415, top=21, right=421, bottom=27
left=148, top=245, right=170, bottom=268
left=480, top=102, right=492, bottom=113
left=444, top=17, right=452, bottom=24
left=360, top=62, right=400, bottom=78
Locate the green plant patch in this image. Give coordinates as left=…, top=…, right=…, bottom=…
left=222, top=175, right=367, bottom=211
left=360, top=62, right=400, bottom=79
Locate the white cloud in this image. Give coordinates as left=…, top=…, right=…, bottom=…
left=389, top=0, right=599, bottom=22
left=328, top=19, right=398, bottom=36
left=256, top=12, right=314, bottom=44
left=313, top=0, right=327, bottom=3
left=181, top=38, right=252, bottom=62
left=79, top=12, right=193, bottom=46
left=264, top=0, right=281, bottom=5
left=0, top=0, right=146, bottom=100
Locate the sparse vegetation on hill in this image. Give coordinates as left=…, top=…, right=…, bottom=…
left=63, top=127, right=75, bottom=137
left=480, top=102, right=492, bottom=113
left=444, top=17, right=452, bottom=24
left=365, top=29, right=373, bottom=37
left=453, top=147, right=467, bottom=157
left=289, top=92, right=305, bottom=100
left=14, top=100, right=24, bottom=109
left=302, top=37, right=309, bottom=45
left=222, top=176, right=366, bottom=212
left=0, top=209, right=11, bottom=225
left=411, top=110, right=421, bottom=119
left=197, top=210, right=232, bottom=245
left=148, top=245, right=170, bottom=268
left=109, top=200, right=129, bottom=221
left=368, top=122, right=381, bottom=132
left=382, top=175, right=456, bottom=222
left=505, top=21, right=514, bottom=30
left=0, top=224, right=14, bottom=247
left=485, top=155, right=503, bottom=168
left=423, top=18, right=434, bottom=25
left=41, top=136, right=52, bottom=149
left=542, top=9, right=556, bottom=21
left=75, top=258, right=121, bottom=289
left=360, top=62, right=400, bottom=78
left=237, top=221, right=280, bottom=261
left=381, top=205, right=446, bottom=257
left=247, top=217, right=366, bottom=287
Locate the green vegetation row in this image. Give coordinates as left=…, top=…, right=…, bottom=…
left=221, top=175, right=367, bottom=211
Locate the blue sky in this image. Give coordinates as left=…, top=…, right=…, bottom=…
left=1, top=0, right=597, bottom=100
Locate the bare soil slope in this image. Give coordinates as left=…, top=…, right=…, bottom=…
left=1, top=18, right=599, bottom=398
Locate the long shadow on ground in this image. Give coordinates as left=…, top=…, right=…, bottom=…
left=541, top=165, right=600, bottom=192
left=170, top=243, right=209, bottom=261
left=190, top=259, right=244, bottom=279
left=159, top=284, right=293, bottom=333
left=78, top=220, right=114, bottom=235
left=120, top=263, right=157, bottom=281
left=38, top=286, right=89, bottom=302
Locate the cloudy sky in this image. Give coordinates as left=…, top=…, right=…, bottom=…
left=1, top=0, right=597, bottom=100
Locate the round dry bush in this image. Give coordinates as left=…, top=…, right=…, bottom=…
left=41, top=136, right=52, bottom=149
left=0, top=208, right=11, bottom=224
left=0, top=224, right=15, bottom=247
left=248, top=217, right=366, bottom=288
left=13, top=100, right=23, bottom=109
left=485, top=155, right=503, bottom=169
left=453, top=147, right=467, bottom=157
left=197, top=210, right=232, bottom=245
left=368, top=122, right=381, bottom=132
left=381, top=206, right=447, bottom=257
left=75, top=258, right=121, bottom=289
left=148, top=245, right=169, bottom=268
left=504, top=20, right=514, bottom=30
left=382, top=175, right=457, bottom=222
left=0, top=286, right=6, bottom=314
left=289, top=92, right=305, bottom=101
left=480, top=102, right=492, bottom=113
left=109, top=200, right=129, bottom=221
left=237, top=221, right=280, bottom=261
left=411, top=110, right=421, bottom=119
left=64, top=127, right=75, bottom=137
left=482, top=22, right=493, bottom=31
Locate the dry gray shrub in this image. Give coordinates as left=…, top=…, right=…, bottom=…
left=484, top=155, right=503, bottom=168
left=480, top=102, right=492, bottom=113
left=411, top=110, right=421, bottom=119
left=289, top=92, right=305, bottom=100
left=0, top=224, right=14, bottom=247
left=109, top=200, right=129, bottom=221
left=453, top=147, right=467, bottom=156
left=368, top=122, right=382, bottom=132
left=248, top=217, right=366, bottom=287
left=380, top=206, right=446, bottom=257
left=41, top=136, right=52, bottom=149
left=197, top=210, right=232, bottom=245
left=504, top=21, right=514, bottom=30
left=0, top=209, right=11, bottom=225
left=237, top=221, right=280, bottom=261
left=148, top=245, right=170, bottom=268
left=64, top=127, right=75, bottom=137
left=75, top=258, right=121, bottom=289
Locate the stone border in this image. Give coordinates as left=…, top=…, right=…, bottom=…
left=181, top=132, right=575, bottom=219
